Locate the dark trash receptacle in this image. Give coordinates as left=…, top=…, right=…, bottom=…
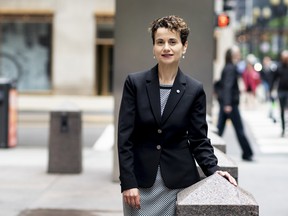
left=48, top=108, right=82, bottom=174
left=0, top=78, right=17, bottom=148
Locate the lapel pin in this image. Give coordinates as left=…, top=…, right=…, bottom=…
left=176, top=89, right=180, bottom=93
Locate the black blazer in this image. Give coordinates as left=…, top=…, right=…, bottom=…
left=118, top=65, right=219, bottom=192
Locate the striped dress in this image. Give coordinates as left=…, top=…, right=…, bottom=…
left=123, top=84, right=182, bottom=216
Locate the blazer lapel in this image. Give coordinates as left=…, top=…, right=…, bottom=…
left=146, top=65, right=161, bottom=125
left=161, top=69, right=186, bottom=124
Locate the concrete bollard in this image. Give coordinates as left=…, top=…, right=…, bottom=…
left=176, top=173, right=259, bottom=216
left=48, top=105, right=82, bottom=174
left=197, top=147, right=238, bottom=181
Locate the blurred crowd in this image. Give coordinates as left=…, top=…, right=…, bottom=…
left=215, top=46, right=288, bottom=144
left=238, top=50, right=288, bottom=138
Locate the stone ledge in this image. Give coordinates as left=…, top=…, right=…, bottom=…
left=177, top=173, right=259, bottom=216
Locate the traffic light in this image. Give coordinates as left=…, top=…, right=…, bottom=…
left=216, top=13, right=230, bottom=28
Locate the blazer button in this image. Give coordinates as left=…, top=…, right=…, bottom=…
left=157, top=129, right=162, bottom=134
left=156, top=145, right=161, bottom=150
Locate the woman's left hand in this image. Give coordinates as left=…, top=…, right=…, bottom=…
left=216, top=170, right=238, bottom=186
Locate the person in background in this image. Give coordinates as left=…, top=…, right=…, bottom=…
left=272, top=50, right=288, bottom=137
left=217, top=47, right=254, bottom=162
left=260, top=56, right=277, bottom=122
left=117, top=15, right=237, bottom=216
left=242, top=54, right=260, bottom=107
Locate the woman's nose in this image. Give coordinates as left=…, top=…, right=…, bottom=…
left=163, top=42, right=170, bottom=51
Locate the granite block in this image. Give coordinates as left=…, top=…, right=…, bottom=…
left=176, top=173, right=259, bottom=216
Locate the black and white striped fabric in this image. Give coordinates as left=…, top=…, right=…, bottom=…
left=123, top=167, right=181, bottom=216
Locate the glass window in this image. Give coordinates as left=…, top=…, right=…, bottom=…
left=0, top=13, right=53, bottom=92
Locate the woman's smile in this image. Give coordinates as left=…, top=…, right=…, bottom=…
left=161, top=53, right=174, bottom=57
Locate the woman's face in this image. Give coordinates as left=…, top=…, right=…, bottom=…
left=153, top=27, right=187, bottom=66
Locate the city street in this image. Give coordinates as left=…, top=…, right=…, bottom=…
left=1, top=0, right=288, bottom=215
left=0, top=97, right=287, bottom=216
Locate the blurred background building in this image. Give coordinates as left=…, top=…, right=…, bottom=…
left=0, top=0, right=115, bottom=96
left=0, top=0, right=288, bottom=95
left=235, top=0, right=288, bottom=60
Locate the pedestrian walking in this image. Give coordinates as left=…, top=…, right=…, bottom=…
left=260, top=56, right=275, bottom=101
left=117, top=15, right=237, bottom=216
left=272, top=50, right=288, bottom=137
left=242, top=54, right=260, bottom=107
left=260, top=56, right=277, bottom=122
left=216, top=47, right=254, bottom=162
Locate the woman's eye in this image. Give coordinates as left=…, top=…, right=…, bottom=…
left=156, top=41, right=164, bottom=45
left=169, top=40, right=177, bottom=45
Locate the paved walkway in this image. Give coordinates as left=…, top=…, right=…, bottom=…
left=241, top=104, right=288, bottom=154
left=1, top=95, right=121, bottom=216
left=0, top=148, right=122, bottom=216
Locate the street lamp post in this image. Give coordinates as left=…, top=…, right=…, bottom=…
left=270, top=0, right=288, bottom=54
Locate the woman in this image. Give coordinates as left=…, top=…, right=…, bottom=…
left=217, top=47, right=254, bottom=161
left=242, top=54, right=260, bottom=106
left=118, top=15, right=237, bottom=216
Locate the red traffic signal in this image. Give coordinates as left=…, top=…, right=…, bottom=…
left=217, top=13, right=230, bottom=27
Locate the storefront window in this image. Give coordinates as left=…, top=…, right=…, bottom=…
left=0, top=13, right=53, bottom=92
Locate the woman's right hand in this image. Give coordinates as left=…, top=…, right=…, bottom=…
left=123, top=188, right=141, bottom=209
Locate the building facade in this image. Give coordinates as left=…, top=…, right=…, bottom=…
left=0, top=0, right=115, bottom=95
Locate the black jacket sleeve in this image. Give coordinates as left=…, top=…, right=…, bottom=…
left=188, top=84, right=220, bottom=176
left=117, top=75, right=138, bottom=192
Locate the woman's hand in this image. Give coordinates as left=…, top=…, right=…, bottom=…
left=123, top=188, right=141, bottom=209
left=216, top=170, right=238, bottom=186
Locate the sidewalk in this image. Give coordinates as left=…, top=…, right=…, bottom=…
left=0, top=95, right=288, bottom=216
left=0, top=148, right=123, bottom=216
left=213, top=101, right=288, bottom=216
left=1, top=95, right=120, bottom=216
left=241, top=103, right=288, bottom=154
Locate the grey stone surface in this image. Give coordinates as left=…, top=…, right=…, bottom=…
left=208, top=130, right=226, bottom=153
left=197, top=147, right=238, bottom=180
left=176, top=173, right=259, bottom=216
left=48, top=110, right=82, bottom=173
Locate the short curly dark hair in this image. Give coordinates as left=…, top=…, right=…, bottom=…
left=149, top=15, right=190, bottom=46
